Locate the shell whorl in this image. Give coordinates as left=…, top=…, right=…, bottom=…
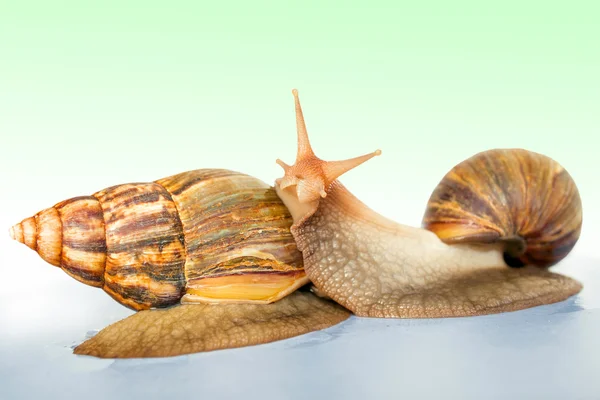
left=9, top=207, right=63, bottom=268
left=422, top=148, right=582, bottom=268
left=10, top=169, right=303, bottom=310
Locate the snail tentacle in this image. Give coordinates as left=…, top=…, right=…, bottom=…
left=274, top=89, right=583, bottom=318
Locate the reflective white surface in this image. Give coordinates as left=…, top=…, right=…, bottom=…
left=0, top=249, right=598, bottom=400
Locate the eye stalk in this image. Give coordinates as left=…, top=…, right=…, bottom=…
left=275, top=88, right=583, bottom=321
left=275, top=89, right=381, bottom=221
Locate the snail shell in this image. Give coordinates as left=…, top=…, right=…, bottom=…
left=10, top=169, right=306, bottom=310
left=422, top=148, right=583, bottom=268
left=8, top=89, right=586, bottom=359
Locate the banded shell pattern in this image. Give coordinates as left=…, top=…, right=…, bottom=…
left=10, top=169, right=305, bottom=310
left=422, top=149, right=582, bottom=268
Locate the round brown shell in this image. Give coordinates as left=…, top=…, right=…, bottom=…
left=422, top=148, right=582, bottom=268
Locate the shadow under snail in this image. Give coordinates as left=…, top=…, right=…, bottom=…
left=9, top=89, right=583, bottom=359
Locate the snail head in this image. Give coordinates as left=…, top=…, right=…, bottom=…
left=275, top=89, right=381, bottom=223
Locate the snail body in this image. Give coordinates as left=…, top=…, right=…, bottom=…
left=10, top=169, right=306, bottom=310
left=9, top=89, right=583, bottom=358
left=274, top=90, right=582, bottom=318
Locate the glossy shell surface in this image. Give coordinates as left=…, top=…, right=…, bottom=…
left=11, top=169, right=305, bottom=310
left=422, top=149, right=582, bottom=267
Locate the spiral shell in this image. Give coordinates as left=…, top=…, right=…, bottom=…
left=10, top=169, right=305, bottom=310
left=422, top=149, right=582, bottom=268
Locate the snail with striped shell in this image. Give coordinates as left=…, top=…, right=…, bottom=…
left=10, top=89, right=583, bottom=358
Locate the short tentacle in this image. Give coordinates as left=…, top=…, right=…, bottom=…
left=275, top=89, right=381, bottom=219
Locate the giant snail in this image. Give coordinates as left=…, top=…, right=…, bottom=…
left=10, top=89, right=583, bottom=358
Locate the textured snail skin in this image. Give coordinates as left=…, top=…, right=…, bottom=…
left=283, top=182, right=581, bottom=318
left=423, top=148, right=583, bottom=268
left=275, top=89, right=583, bottom=318
left=73, top=290, right=350, bottom=358
left=8, top=89, right=585, bottom=359
left=10, top=169, right=306, bottom=310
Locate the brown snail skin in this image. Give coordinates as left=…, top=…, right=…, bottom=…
left=10, top=163, right=351, bottom=358
left=10, top=89, right=583, bottom=358
left=275, top=89, right=582, bottom=319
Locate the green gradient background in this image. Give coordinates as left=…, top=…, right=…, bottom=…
left=1, top=0, right=598, bottom=260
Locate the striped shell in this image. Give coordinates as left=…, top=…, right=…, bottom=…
left=422, top=149, right=582, bottom=268
left=10, top=169, right=305, bottom=310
